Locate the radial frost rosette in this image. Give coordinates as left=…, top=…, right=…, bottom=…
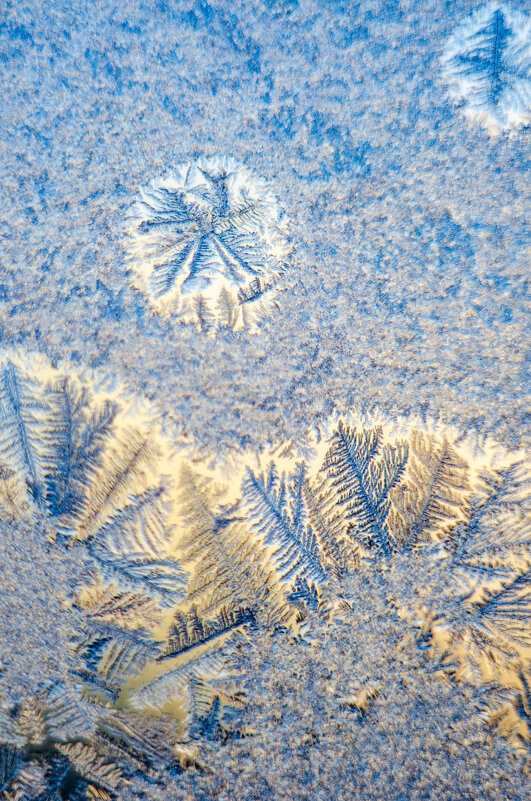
left=126, top=156, right=290, bottom=333
left=441, top=2, right=531, bottom=133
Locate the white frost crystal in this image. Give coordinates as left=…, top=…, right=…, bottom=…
left=126, top=156, right=289, bottom=333
left=441, top=2, right=531, bottom=133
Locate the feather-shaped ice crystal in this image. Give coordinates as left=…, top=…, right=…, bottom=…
left=441, top=2, right=531, bottom=133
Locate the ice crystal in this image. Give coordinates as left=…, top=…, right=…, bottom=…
left=2, top=364, right=530, bottom=782
left=126, top=156, right=289, bottom=333
left=241, top=461, right=326, bottom=595
left=441, top=2, right=531, bottom=132
left=0, top=681, right=125, bottom=801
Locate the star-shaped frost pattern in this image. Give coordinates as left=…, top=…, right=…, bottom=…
left=126, top=156, right=290, bottom=333
left=441, top=2, right=531, bottom=133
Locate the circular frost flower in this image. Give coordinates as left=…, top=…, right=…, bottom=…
left=126, top=156, right=290, bottom=333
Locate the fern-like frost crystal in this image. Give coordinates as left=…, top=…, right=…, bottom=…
left=242, top=461, right=326, bottom=594
left=2, top=361, right=530, bottom=782
left=441, top=2, right=531, bottom=132
left=127, top=156, right=289, bottom=332
left=320, top=423, right=408, bottom=558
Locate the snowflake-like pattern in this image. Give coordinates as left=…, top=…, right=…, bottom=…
left=127, top=156, right=289, bottom=333
left=441, top=2, right=531, bottom=132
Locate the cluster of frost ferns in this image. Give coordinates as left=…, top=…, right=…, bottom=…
left=126, top=156, right=289, bottom=333
left=153, top=416, right=530, bottom=765
left=0, top=354, right=529, bottom=782
left=399, top=454, right=531, bottom=759
left=441, top=2, right=531, bottom=132
left=0, top=674, right=206, bottom=800
left=178, top=417, right=530, bottom=762
left=0, top=357, right=208, bottom=796
left=0, top=681, right=125, bottom=801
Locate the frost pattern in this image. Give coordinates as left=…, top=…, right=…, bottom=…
left=319, top=423, right=408, bottom=558
left=0, top=681, right=125, bottom=801
left=127, top=156, right=289, bottom=333
left=241, top=461, right=326, bottom=599
left=0, top=356, right=209, bottom=787
left=441, top=2, right=531, bottom=132
left=1, top=363, right=530, bottom=776
left=177, top=463, right=298, bottom=629
left=423, top=455, right=531, bottom=683
left=180, top=414, right=530, bottom=761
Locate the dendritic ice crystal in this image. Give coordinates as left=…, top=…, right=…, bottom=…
left=1, top=351, right=530, bottom=793
left=0, top=354, right=196, bottom=798
left=441, top=2, right=531, bottom=132
left=126, top=156, right=289, bottom=333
